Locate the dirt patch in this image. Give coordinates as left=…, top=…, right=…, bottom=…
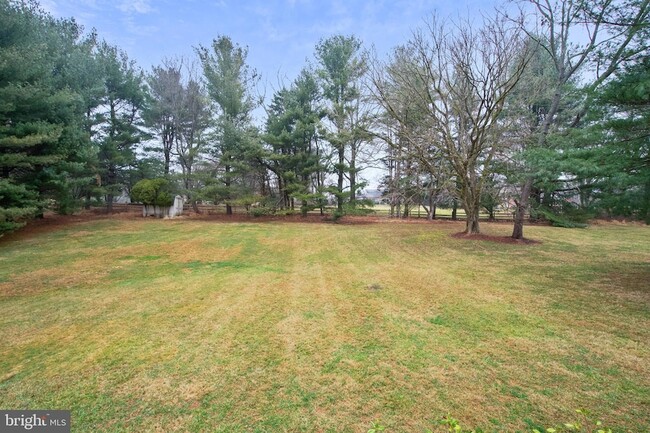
left=1, top=215, right=73, bottom=244
left=112, top=241, right=240, bottom=264
left=590, top=218, right=648, bottom=226
left=600, top=267, right=650, bottom=303
left=450, top=232, right=541, bottom=245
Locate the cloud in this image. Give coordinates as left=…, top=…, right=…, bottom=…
left=121, top=15, right=158, bottom=36
left=286, top=0, right=311, bottom=7
left=329, top=0, right=348, bottom=16
left=247, top=4, right=272, bottom=18
left=38, top=0, right=58, bottom=15
left=40, top=0, right=98, bottom=16
left=246, top=2, right=296, bottom=42
left=117, top=0, right=154, bottom=14
left=309, top=17, right=354, bottom=36
left=262, top=19, right=297, bottom=42
left=114, top=0, right=157, bottom=40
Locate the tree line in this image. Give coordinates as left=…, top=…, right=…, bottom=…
left=1, top=0, right=648, bottom=239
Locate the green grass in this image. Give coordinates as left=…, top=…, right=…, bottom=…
left=0, top=217, right=648, bottom=432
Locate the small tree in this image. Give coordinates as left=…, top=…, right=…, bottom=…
left=131, top=178, right=174, bottom=208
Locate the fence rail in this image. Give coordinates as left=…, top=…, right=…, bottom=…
left=370, top=207, right=515, bottom=221
left=101, top=203, right=517, bottom=221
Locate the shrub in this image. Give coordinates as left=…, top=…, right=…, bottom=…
left=250, top=207, right=274, bottom=217
left=130, top=178, right=174, bottom=207
left=330, top=200, right=375, bottom=221
left=536, top=207, right=589, bottom=228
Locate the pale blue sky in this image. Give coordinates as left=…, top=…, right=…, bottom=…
left=42, top=0, right=499, bottom=86
left=42, top=0, right=500, bottom=186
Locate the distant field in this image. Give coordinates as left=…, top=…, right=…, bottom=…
left=0, top=216, right=648, bottom=432
left=367, top=204, right=513, bottom=220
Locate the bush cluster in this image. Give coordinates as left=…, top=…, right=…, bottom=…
left=130, top=178, right=175, bottom=207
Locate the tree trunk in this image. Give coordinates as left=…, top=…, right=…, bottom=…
left=349, top=142, right=356, bottom=205
left=643, top=177, right=650, bottom=225
left=337, top=146, right=344, bottom=213
left=164, top=149, right=170, bottom=176
left=387, top=152, right=394, bottom=217
left=163, top=123, right=173, bottom=176
left=464, top=206, right=480, bottom=234
left=225, top=164, right=232, bottom=215
left=512, top=84, right=563, bottom=238
left=451, top=199, right=457, bottom=220
left=277, top=175, right=284, bottom=208
left=106, top=165, right=116, bottom=213
left=512, top=177, right=533, bottom=239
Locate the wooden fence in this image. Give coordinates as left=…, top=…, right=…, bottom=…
left=103, top=203, right=516, bottom=222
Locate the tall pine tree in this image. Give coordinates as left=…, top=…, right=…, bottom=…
left=263, top=69, right=326, bottom=214
left=0, top=0, right=96, bottom=232
left=94, top=41, right=148, bottom=212
left=197, top=36, right=261, bottom=215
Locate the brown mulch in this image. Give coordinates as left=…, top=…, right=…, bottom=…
left=0, top=210, right=139, bottom=245
left=450, top=231, right=541, bottom=245
left=186, top=212, right=338, bottom=224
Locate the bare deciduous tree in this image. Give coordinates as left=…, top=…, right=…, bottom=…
left=174, top=64, right=211, bottom=213
left=372, top=14, right=530, bottom=234
left=144, top=58, right=211, bottom=213
left=144, top=58, right=185, bottom=176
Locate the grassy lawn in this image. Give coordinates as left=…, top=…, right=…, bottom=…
left=0, top=217, right=648, bottom=432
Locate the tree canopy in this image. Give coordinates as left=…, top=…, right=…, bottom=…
left=1, top=0, right=648, bottom=236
